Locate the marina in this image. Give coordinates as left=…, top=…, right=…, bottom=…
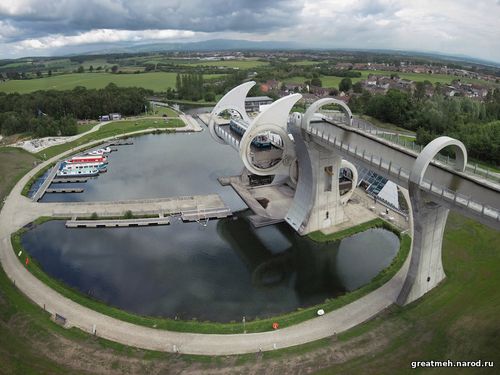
left=46, top=188, right=84, bottom=194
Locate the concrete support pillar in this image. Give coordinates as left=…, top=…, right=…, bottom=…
left=396, top=189, right=448, bottom=305
left=303, top=143, right=345, bottom=234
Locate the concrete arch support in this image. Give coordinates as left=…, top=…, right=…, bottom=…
left=303, top=98, right=353, bottom=129
left=340, top=160, right=358, bottom=205
left=397, top=137, right=467, bottom=305
left=208, top=81, right=256, bottom=144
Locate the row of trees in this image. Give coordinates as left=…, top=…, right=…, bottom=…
left=349, top=88, right=500, bottom=164
left=0, top=84, right=150, bottom=137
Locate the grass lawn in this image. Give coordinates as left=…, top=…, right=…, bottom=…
left=0, top=147, right=40, bottom=207
left=317, top=213, right=500, bottom=374
left=76, top=122, right=98, bottom=134
left=0, top=72, right=225, bottom=94
left=11, top=218, right=410, bottom=335
left=36, top=118, right=184, bottom=160
left=188, top=59, right=268, bottom=69
left=150, top=105, right=179, bottom=117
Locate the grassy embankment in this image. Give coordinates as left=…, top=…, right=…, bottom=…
left=316, top=213, right=500, bottom=374
left=37, top=118, right=184, bottom=160
left=0, top=72, right=226, bottom=94
left=0, top=147, right=41, bottom=207
left=11, top=218, right=410, bottom=334
left=19, top=118, right=185, bottom=197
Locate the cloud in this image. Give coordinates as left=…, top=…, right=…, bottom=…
left=0, top=0, right=499, bottom=62
left=0, top=0, right=303, bottom=40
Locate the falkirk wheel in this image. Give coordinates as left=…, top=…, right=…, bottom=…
left=208, top=81, right=358, bottom=235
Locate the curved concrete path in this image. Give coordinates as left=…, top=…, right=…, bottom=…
left=0, top=131, right=412, bottom=355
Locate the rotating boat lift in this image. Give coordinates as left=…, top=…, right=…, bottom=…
left=209, top=81, right=500, bottom=306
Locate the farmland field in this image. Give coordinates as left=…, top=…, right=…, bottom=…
left=0, top=72, right=225, bottom=93
left=284, top=70, right=493, bottom=89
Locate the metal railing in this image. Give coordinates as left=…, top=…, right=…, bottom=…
left=306, top=122, right=500, bottom=224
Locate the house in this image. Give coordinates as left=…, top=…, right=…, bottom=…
left=245, top=96, right=273, bottom=112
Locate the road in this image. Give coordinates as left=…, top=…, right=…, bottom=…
left=0, top=131, right=412, bottom=355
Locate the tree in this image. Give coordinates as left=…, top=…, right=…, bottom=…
left=339, top=77, right=352, bottom=92
left=204, top=91, right=216, bottom=102
left=48, top=70, right=52, bottom=77
left=111, top=65, right=119, bottom=74
left=310, top=77, right=322, bottom=87
left=352, top=81, right=363, bottom=93
left=89, top=65, right=94, bottom=72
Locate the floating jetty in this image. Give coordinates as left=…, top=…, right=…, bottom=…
left=46, top=188, right=84, bottom=194
left=181, top=207, right=232, bottom=222
left=66, top=216, right=170, bottom=228
left=108, top=139, right=134, bottom=146
left=52, top=178, right=89, bottom=183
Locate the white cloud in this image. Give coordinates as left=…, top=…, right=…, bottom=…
left=0, top=0, right=499, bottom=62
left=15, top=29, right=199, bottom=50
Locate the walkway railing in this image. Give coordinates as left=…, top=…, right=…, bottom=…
left=306, top=122, right=500, bottom=224
left=321, top=113, right=500, bottom=184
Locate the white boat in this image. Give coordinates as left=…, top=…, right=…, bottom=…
left=87, top=147, right=111, bottom=156
left=62, top=161, right=107, bottom=171
left=66, top=155, right=107, bottom=164
left=57, top=167, right=99, bottom=177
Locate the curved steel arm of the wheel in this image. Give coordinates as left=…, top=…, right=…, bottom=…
left=208, top=81, right=256, bottom=144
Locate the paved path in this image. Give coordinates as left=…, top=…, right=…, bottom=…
left=0, top=133, right=413, bottom=355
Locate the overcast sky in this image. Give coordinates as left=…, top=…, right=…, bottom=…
left=0, top=0, right=499, bottom=62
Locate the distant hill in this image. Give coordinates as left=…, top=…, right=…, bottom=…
left=80, top=39, right=304, bottom=55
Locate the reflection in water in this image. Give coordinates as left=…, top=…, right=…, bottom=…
left=21, top=213, right=399, bottom=322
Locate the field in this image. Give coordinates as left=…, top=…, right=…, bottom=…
left=0, top=147, right=40, bottom=207
left=284, top=70, right=492, bottom=89
left=0, top=72, right=225, bottom=93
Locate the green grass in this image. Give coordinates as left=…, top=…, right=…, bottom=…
left=11, top=220, right=410, bottom=335
left=0, top=147, right=40, bottom=207
left=188, top=59, right=268, bottom=69
left=76, top=122, right=98, bottom=134
left=149, top=106, right=179, bottom=117
left=309, top=218, right=393, bottom=242
left=36, top=118, right=184, bottom=160
left=284, top=70, right=496, bottom=89
left=316, top=213, right=500, bottom=374
left=357, top=114, right=416, bottom=134
left=0, top=72, right=225, bottom=93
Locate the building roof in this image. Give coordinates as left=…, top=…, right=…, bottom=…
left=245, top=96, right=273, bottom=102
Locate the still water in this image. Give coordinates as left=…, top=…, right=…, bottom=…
left=24, top=127, right=400, bottom=321
left=40, top=130, right=246, bottom=211
left=22, top=216, right=399, bottom=322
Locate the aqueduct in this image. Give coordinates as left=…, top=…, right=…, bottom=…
left=209, top=81, right=500, bottom=305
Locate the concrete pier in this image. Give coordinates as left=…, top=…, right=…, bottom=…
left=31, top=161, right=62, bottom=202
left=46, top=188, right=84, bottom=194
left=66, top=216, right=170, bottom=228
left=181, top=207, right=232, bottom=221
left=52, top=178, right=89, bottom=183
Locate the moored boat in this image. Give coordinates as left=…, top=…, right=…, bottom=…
left=57, top=167, right=100, bottom=177
left=66, top=155, right=108, bottom=164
